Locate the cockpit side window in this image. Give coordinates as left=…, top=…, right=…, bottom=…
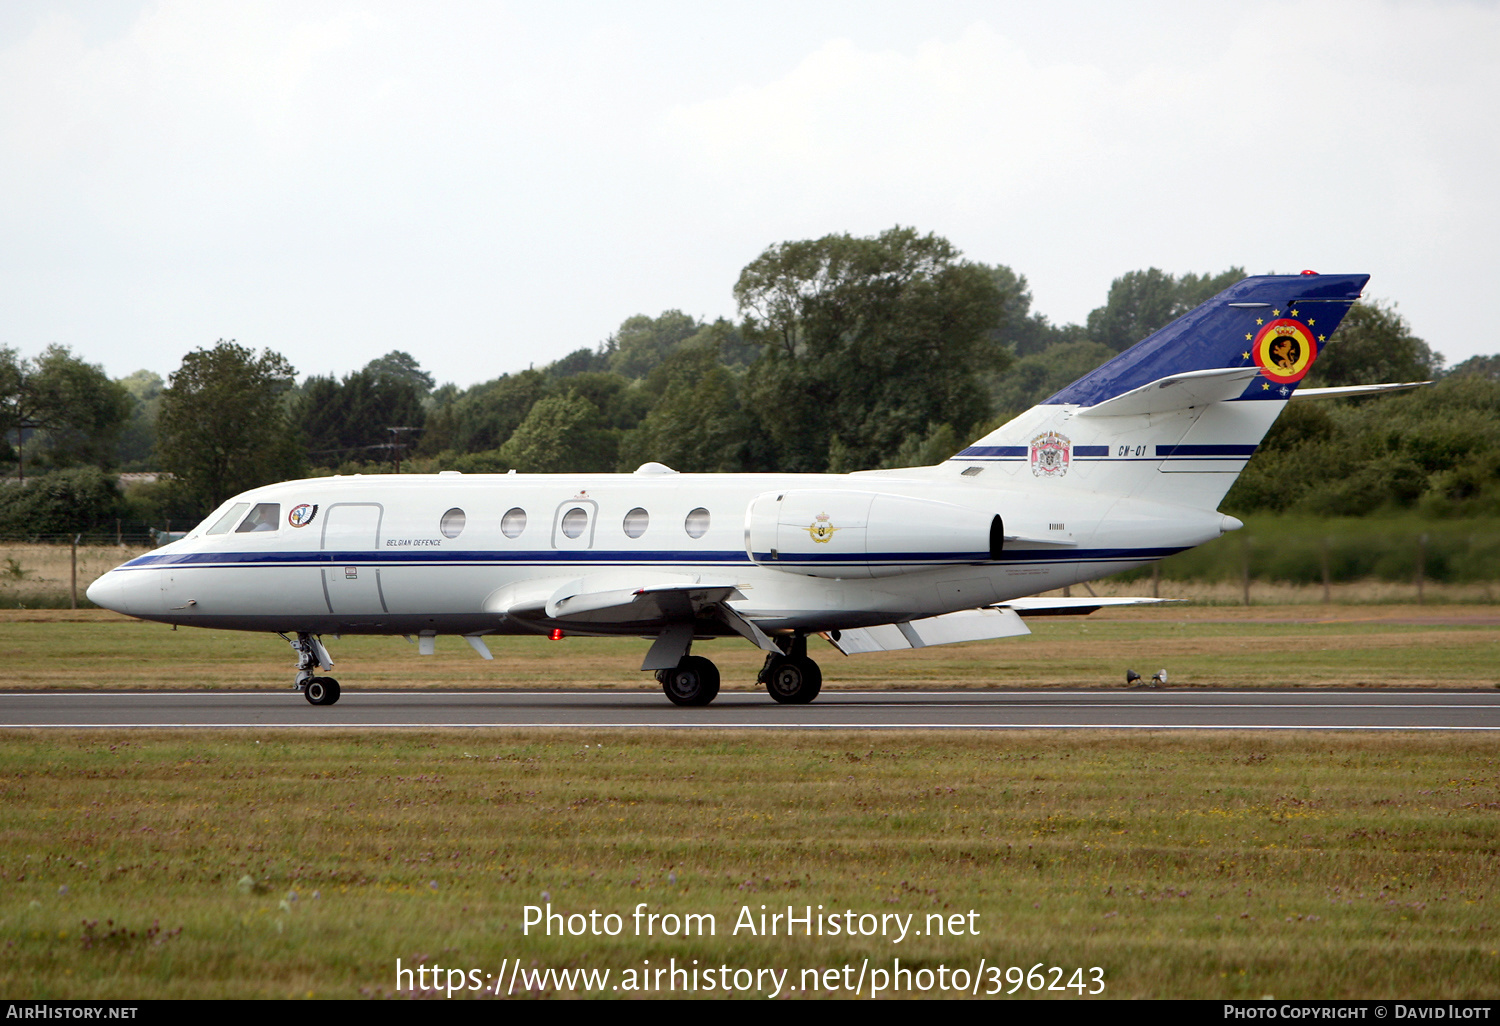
left=206, top=502, right=251, bottom=535
left=235, top=503, right=281, bottom=533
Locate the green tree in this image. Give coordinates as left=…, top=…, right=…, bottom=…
left=1226, top=374, right=1500, bottom=516
left=115, top=370, right=164, bottom=468
left=420, top=369, right=550, bottom=455
left=1304, top=300, right=1442, bottom=387
left=497, top=392, right=614, bottom=473
left=294, top=369, right=427, bottom=469
left=0, top=465, right=124, bottom=537
left=985, top=264, right=1076, bottom=356
left=1085, top=267, right=1245, bottom=352
left=620, top=346, right=761, bottom=473
left=735, top=226, right=1008, bottom=472
left=1447, top=353, right=1500, bottom=380
left=985, top=340, right=1117, bottom=422
left=0, top=346, right=132, bottom=481
left=607, top=311, right=704, bottom=379
left=157, top=341, right=303, bottom=511
left=362, top=350, right=435, bottom=395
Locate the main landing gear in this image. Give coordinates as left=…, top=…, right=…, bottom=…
left=657, top=655, right=720, bottom=707
left=758, top=635, right=822, bottom=705
left=280, top=632, right=341, bottom=706
left=654, top=636, right=822, bottom=707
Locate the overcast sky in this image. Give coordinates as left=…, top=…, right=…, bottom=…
left=2, top=0, right=1495, bottom=387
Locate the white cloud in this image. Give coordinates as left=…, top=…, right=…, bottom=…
left=0, top=1, right=1494, bottom=384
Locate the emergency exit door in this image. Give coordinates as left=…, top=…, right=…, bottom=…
left=321, top=503, right=386, bottom=614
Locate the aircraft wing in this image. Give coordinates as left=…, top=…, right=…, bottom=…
left=824, top=607, right=1032, bottom=654
left=1002, top=596, right=1179, bottom=616
left=539, top=572, right=744, bottom=624
left=823, top=597, right=1177, bottom=655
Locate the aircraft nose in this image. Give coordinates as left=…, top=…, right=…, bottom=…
left=85, top=570, right=128, bottom=614
left=86, top=567, right=161, bottom=617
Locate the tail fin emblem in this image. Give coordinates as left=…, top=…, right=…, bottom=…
left=1030, top=431, right=1071, bottom=478
left=1252, top=319, right=1318, bottom=383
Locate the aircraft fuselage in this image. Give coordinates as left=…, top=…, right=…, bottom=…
left=88, top=467, right=1225, bottom=639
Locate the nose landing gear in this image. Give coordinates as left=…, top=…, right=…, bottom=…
left=304, top=677, right=341, bottom=705
left=280, top=632, right=341, bottom=706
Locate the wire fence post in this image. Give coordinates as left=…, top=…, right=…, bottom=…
left=70, top=533, right=80, bottom=609
left=1416, top=532, right=1428, bottom=605
left=1321, top=536, right=1331, bottom=605
left=1151, top=562, right=1160, bottom=598
left=1241, top=536, right=1252, bottom=607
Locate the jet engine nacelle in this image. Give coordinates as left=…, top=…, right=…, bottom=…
left=744, top=489, right=1002, bottom=579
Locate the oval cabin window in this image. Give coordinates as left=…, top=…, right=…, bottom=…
left=684, top=507, right=710, bottom=539
left=440, top=508, right=466, bottom=539
left=560, top=507, right=589, bottom=539
left=623, top=507, right=649, bottom=539
left=501, top=507, right=527, bottom=539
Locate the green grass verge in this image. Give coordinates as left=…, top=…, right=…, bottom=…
left=3, top=607, right=1498, bottom=690
left=1, top=731, right=1496, bottom=999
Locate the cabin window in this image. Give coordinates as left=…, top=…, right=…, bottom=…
left=623, top=507, right=649, bottom=538
left=684, top=507, right=710, bottom=539
left=560, top=507, right=589, bottom=539
left=235, top=503, right=281, bottom=533
left=501, top=507, right=527, bottom=539
left=206, top=502, right=251, bottom=535
left=440, top=508, right=466, bottom=539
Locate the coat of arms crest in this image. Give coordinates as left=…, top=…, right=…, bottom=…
left=1030, top=431, right=1071, bottom=478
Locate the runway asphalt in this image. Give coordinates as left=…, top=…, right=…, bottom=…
left=3, top=688, right=1499, bottom=730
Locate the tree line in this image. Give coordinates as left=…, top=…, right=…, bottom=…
left=2, top=226, right=1494, bottom=538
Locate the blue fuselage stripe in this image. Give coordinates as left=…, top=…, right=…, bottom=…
left=120, top=546, right=1186, bottom=570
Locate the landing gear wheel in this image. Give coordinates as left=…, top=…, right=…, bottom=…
left=763, top=656, right=822, bottom=704
left=304, top=677, right=341, bottom=706
left=661, top=656, right=720, bottom=707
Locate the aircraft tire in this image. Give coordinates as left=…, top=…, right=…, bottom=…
left=304, top=677, right=341, bottom=706
left=764, top=656, right=821, bottom=704
left=661, top=656, right=720, bottom=707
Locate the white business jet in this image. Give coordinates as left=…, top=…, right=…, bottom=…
left=89, top=273, right=1417, bottom=706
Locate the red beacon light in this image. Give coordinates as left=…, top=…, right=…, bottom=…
left=549, top=628, right=565, bottom=641
left=1300, top=269, right=1319, bottom=275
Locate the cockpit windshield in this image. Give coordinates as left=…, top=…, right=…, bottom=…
left=234, top=503, right=281, bottom=533
left=205, top=502, right=251, bottom=535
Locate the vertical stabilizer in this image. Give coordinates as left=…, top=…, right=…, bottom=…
left=950, top=273, right=1369, bottom=509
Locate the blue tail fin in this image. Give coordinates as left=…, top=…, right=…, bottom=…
left=1045, top=272, right=1369, bottom=407
left=946, top=273, right=1371, bottom=510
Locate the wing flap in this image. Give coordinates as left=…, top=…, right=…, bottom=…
left=826, top=606, right=1031, bottom=655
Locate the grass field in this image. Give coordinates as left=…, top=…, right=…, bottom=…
left=0, top=730, right=1495, bottom=999
left=2, top=606, right=1497, bottom=1000
left=1, top=605, right=1496, bottom=691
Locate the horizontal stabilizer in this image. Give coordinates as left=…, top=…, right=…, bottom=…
left=1003, top=597, right=1179, bottom=617
left=1290, top=381, right=1430, bottom=401
left=1074, top=367, right=1261, bottom=418
left=826, top=606, right=1030, bottom=655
